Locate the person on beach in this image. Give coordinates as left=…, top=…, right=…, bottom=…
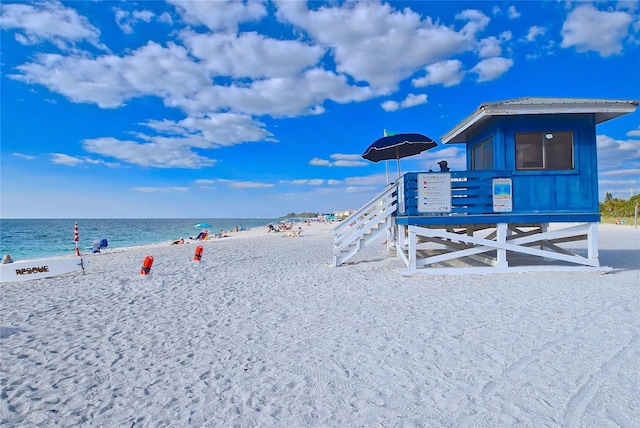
left=2, top=254, right=14, bottom=264
left=171, top=238, right=185, bottom=245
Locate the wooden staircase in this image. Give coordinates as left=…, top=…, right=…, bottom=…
left=332, top=185, right=397, bottom=266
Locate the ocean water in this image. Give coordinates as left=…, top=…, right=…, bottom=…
left=0, top=218, right=280, bottom=261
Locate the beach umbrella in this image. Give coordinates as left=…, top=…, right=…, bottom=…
left=362, top=132, right=437, bottom=178
left=194, top=222, right=211, bottom=228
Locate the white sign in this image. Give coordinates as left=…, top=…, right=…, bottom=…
left=417, top=173, right=451, bottom=213
left=493, top=178, right=513, bottom=212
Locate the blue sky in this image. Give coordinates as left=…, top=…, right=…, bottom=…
left=1, top=0, right=639, bottom=219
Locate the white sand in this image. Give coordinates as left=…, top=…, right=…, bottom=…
left=1, top=222, right=639, bottom=427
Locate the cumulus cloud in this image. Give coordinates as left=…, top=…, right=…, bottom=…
left=413, top=60, right=465, bottom=87
left=5, top=0, right=525, bottom=174
left=180, top=31, right=325, bottom=80
left=0, top=1, right=104, bottom=50
left=11, top=42, right=210, bottom=109
left=169, top=0, right=267, bottom=32
left=381, top=93, right=427, bottom=112
left=477, top=36, right=503, bottom=58
left=470, top=57, right=514, bottom=82
left=526, top=26, right=546, bottom=42
left=143, top=113, right=275, bottom=147
left=276, top=1, right=478, bottom=89
left=561, top=4, right=633, bottom=56
left=114, top=8, right=157, bottom=34
left=82, top=137, right=217, bottom=169
left=507, top=6, right=521, bottom=19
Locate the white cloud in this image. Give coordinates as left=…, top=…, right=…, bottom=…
left=413, top=60, right=465, bottom=87
left=180, top=31, right=325, bottom=79
left=456, top=9, right=491, bottom=38
left=114, top=8, right=156, bottom=34
left=132, top=186, right=189, bottom=192
left=600, top=168, right=640, bottom=177
left=470, top=57, right=514, bottom=82
left=526, top=26, right=546, bottom=42
left=5, top=0, right=522, bottom=175
left=507, top=6, right=521, bottom=19
left=281, top=179, right=325, bottom=186
left=0, top=1, right=104, bottom=50
left=216, top=179, right=274, bottom=189
left=276, top=1, right=477, bottom=89
left=195, top=179, right=215, bottom=186
left=143, top=113, right=275, bottom=147
left=13, top=153, right=35, bottom=160
left=49, top=152, right=119, bottom=168
left=310, top=153, right=368, bottom=167
left=597, top=134, right=640, bottom=167
left=168, top=0, right=267, bottom=32
left=309, top=157, right=332, bottom=167
left=11, top=42, right=210, bottom=109
left=82, top=137, right=217, bottom=169
left=51, top=153, right=83, bottom=166
left=477, top=36, right=503, bottom=58
left=381, top=93, right=427, bottom=112
left=561, top=4, right=633, bottom=56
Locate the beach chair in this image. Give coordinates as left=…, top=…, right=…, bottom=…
left=92, top=238, right=108, bottom=253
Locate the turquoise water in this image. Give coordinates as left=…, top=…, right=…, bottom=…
left=0, top=218, right=280, bottom=261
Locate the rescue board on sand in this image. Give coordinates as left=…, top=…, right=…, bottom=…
left=0, top=257, right=91, bottom=283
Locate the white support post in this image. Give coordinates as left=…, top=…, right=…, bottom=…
left=587, top=222, right=599, bottom=262
left=496, top=223, right=508, bottom=269
left=540, top=223, right=548, bottom=251
left=409, top=226, right=417, bottom=270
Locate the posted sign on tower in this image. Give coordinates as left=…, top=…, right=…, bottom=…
left=417, top=173, right=451, bottom=213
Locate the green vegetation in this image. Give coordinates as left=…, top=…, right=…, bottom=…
left=282, top=212, right=319, bottom=219
left=600, top=193, right=639, bottom=224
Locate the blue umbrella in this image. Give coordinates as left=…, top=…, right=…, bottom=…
left=194, top=222, right=211, bottom=228
left=362, top=133, right=437, bottom=178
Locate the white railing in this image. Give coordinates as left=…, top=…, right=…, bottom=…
left=332, top=185, right=397, bottom=266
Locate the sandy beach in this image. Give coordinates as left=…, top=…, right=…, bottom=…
left=1, top=222, right=639, bottom=427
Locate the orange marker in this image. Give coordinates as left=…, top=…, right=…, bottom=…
left=194, top=245, right=203, bottom=261
left=140, top=256, right=154, bottom=275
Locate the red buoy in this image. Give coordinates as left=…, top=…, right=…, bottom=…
left=194, top=245, right=203, bottom=261
left=140, top=255, right=154, bottom=275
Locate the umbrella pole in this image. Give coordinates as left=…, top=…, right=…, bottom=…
left=384, top=129, right=390, bottom=184
left=396, top=147, right=401, bottom=178
left=385, top=161, right=390, bottom=184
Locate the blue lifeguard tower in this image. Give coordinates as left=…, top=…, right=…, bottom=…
left=333, top=98, right=638, bottom=273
